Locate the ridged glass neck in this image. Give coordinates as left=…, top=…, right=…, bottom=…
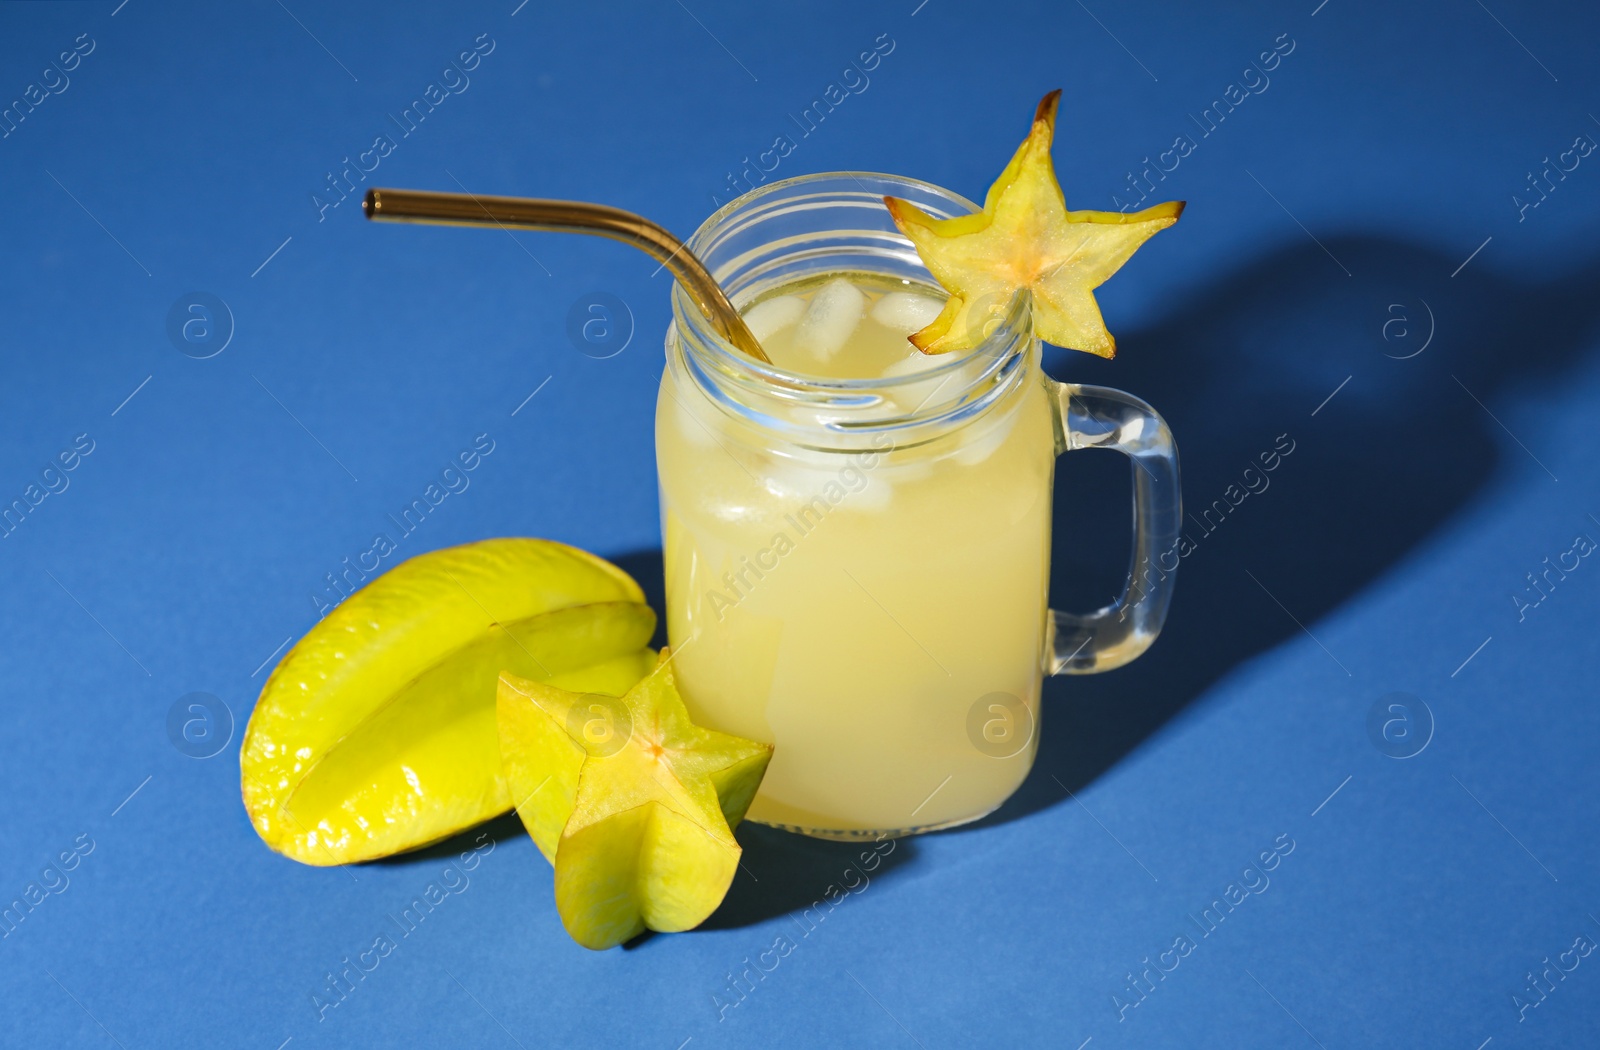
left=667, top=172, right=1036, bottom=453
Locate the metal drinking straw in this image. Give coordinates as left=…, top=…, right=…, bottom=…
left=362, top=188, right=770, bottom=363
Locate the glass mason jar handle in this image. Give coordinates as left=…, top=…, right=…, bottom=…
left=1047, top=380, right=1182, bottom=675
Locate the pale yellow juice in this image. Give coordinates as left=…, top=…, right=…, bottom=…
left=657, top=272, right=1055, bottom=837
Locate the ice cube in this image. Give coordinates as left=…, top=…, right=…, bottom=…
left=758, top=444, right=828, bottom=498
left=954, top=413, right=1013, bottom=467
left=742, top=294, right=804, bottom=343
left=883, top=348, right=947, bottom=376
left=669, top=389, right=718, bottom=448
left=870, top=291, right=944, bottom=334
left=951, top=384, right=1030, bottom=467
left=883, top=349, right=958, bottom=414
left=792, top=278, right=866, bottom=362
left=761, top=445, right=892, bottom=513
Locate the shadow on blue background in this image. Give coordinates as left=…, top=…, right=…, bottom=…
left=1015, top=234, right=1597, bottom=814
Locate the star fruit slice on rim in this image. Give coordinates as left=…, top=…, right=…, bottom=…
left=497, top=652, right=773, bottom=950
left=884, top=89, right=1184, bottom=358
left=241, top=538, right=658, bottom=866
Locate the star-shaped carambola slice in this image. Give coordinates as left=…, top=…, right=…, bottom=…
left=884, top=89, right=1183, bottom=358
left=497, top=651, right=773, bottom=950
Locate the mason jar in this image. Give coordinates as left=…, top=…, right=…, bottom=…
left=657, top=172, right=1181, bottom=839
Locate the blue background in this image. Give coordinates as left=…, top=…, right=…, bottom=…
left=3, top=1, right=1598, bottom=1046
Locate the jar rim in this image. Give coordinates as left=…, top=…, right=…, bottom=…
left=666, top=171, right=1035, bottom=449
left=672, top=171, right=1032, bottom=392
